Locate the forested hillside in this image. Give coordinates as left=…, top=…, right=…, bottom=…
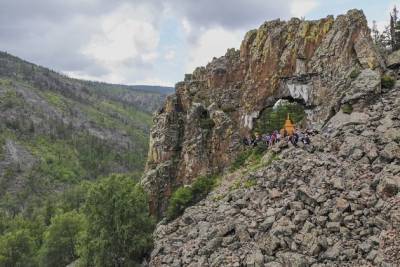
left=0, top=52, right=167, bottom=266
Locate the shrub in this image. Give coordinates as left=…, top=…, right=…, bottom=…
left=191, top=175, right=218, bottom=201
left=230, top=150, right=253, bottom=171
left=166, top=175, right=219, bottom=220
left=349, top=69, right=361, bottom=79
left=341, top=103, right=353, bottom=114
left=166, top=187, right=193, bottom=221
left=253, top=143, right=268, bottom=156
left=381, top=75, right=395, bottom=89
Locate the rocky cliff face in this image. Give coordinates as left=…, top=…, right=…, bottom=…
left=142, top=9, right=384, bottom=217
left=150, top=83, right=400, bottom=265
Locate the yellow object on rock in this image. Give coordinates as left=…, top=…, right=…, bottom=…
left=282, top=114, right=295, bottom=136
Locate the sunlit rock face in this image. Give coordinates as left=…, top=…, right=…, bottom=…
left=142, top=9, right=384, bottom=218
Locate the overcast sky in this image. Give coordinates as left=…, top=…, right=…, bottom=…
left=0, top=0, right=397, bottom=86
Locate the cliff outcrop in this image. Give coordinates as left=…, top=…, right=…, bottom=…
left=142, top=9, right=384, bottom=217
left=150, top=82, right=400, bottom=265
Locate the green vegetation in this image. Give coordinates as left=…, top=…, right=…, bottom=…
left=230, top=150, right=253, bottom=171
left=381, top=74, right=395, bottom=89
left=341, top=103, right=353, bottom=114
left=0, top=51, right=164, bottom=265
left=230, top=143, right=269, bottom=171
left=0, top=174, right=154, bottom=267
left=0, top=228, right=36, bottom=267
left=0, top=90, right=25, bottom=111
left=79, top=175, right=154, bottom=266
left=41, top=91, right=69, bottom=111
left=243, top=179, right=257, bottom=188
left=254, top=101, right=305, bottom=134
left=166, top=175, right=220, bottom=221
left=349, top=69, right=361, bottom=79
left=38, top=211, right=85, bottom=267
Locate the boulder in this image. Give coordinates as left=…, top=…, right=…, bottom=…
left=342, top=69, right=381, bottom=102
left=386, top=49, right=400, bottom=68
left=381, top=142, right=400, bottom=161
left=328, top=111, right=369, bottom=130
left=377, top=176, right=400, bottom=198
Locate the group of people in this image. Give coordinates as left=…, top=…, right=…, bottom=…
left=242, top=128, right=318, bottom=148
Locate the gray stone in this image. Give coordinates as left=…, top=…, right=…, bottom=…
left=260, top=216, right=275, bottom=231
left=293, top=210, right=310, bottom=224
left=246, top=249, right=264, bottom=267
left=342, top=69, right=381, bottom=102
left=386, top=49, right=400, bottom=68
left=327, top=222, right=341, bottom=232
left=323, top=242, right=342, bottom=260
left=381, top=142, right=400, bottom=161
left=377, top=176, right=400, bottom=198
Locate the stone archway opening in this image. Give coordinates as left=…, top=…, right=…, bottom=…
left=253, top=97, right=307, bottom=135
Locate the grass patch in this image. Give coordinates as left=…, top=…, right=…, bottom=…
left=0, top=90, right=25, bottom=110
left=381, top=75, right=395, bottom=89
left=0, top=78, right=13, bottom=88
left=341, top=103, right=353, bottom=114
left=166, top=175, right=220, bottom=221
left=230, top=143, right=268, bottom=171
left=41, top=91, right=68, bottom=111
left=243, top=179, right=257, bottom=188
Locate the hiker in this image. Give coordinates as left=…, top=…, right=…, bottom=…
left=276, top=132, right=281, bottom=143
left=242, top=136, right=251, bottom=146
left=303, top=134, right=311, bottom=145
left=297, top=130, right=305, bottom=143
left=254, top=133, right=262, bottom=146
left=290, top=132, right=299, bottom=147
left=270, top=132, right=277, bottom=146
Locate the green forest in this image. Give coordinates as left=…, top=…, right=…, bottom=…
left=0, top=52, right=163, bottom=266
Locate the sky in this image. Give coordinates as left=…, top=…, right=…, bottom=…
left=0, top=0, right=398, bottom=86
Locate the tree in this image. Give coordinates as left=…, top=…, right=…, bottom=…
left=0, top=229, right=36, bottom=267
left=39, top=211, right=85, bottom=267
left=372, top=20, right=380, bottom=44
left=390, top=5, right=400, bottom=51
left=78, top=175, right=154, bottom=267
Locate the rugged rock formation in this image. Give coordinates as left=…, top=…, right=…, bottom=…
left=142, top=9, right=384, bottom=217
left=149, top=63, right=400, bottom=267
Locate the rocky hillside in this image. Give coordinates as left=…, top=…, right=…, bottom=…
left=150, top=83, right=400, bottom=266
left=142, top=9, right=383, bottom=218
left=144, top=9, right=400, bottom=267
left=0, top=51, right=170, bottom=212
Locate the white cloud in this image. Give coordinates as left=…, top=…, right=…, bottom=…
left=80, top=3, right=160, bottom=83
left=185, top=27, right=244, bottom=72
left=290, top=0, right=319, bottom=18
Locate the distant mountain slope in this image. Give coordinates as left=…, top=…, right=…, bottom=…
left=81, top=81, right=174, bottom=113
left=0, top=51, right=167, bottom=212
